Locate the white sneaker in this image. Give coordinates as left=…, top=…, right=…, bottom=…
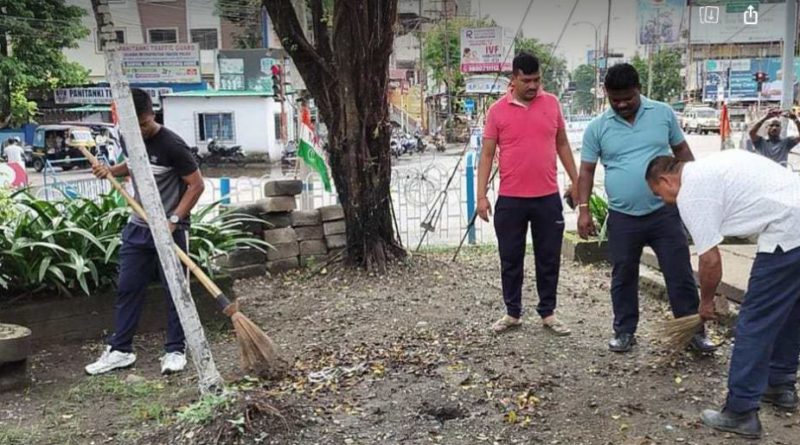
left=160, top=351, right=187, bottom=375
left=85, top=346, right=136, bottom=375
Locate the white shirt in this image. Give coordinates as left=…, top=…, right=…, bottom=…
left=4, top=144, right=24, bottom=165
left=678, top=150, right=800, bottom=255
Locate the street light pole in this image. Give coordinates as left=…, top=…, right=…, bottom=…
left=780, top=0, right=797, bottom=139
left=574, top=21, right=600, bottom=113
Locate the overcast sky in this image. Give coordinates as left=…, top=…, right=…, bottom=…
left=471, top=0, right=642, bottom=69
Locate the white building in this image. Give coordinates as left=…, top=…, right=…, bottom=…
left=163, top=90, right=295, bottom=160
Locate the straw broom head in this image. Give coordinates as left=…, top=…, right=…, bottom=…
left=654, top=314, right=703, bottom=352
left=224, top=302, right=288, bottom=379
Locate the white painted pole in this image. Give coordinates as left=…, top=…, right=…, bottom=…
left=91, top=0, right=223, bottom=394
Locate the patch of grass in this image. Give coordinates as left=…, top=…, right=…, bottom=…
left=0, top=426, right=39, bottom=445
left=135, top=401, right=170, bottom=423
left=177, top=393, right=232, bottom=425
left=66, top=375, right=165, bottom=403
left=417, top=243, right=498, bottom=256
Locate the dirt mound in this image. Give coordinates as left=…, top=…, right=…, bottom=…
left=137, top=389, right=299, bottom=445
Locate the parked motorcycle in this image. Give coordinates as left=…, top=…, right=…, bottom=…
left=197, top=138, right=246, bottom=167
left=414, top=131, right=427, bottom=154
left=400, top=133, right=417, bottom=155
left=390, top=136, right=403, bottom=159
left=282, top=140, right=297, bottom=167
left=432, top=130, right=446, bottom=152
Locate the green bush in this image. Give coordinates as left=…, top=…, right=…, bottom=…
left=0, top=191, right=269, bottom=298
left=589, top=194, right=609, bottom=242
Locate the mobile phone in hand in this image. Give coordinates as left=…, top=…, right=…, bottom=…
left=563, top=190, right=576, bottom=210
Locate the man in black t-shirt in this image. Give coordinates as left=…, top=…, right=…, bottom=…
left=85, top=88, right=205, bottom=376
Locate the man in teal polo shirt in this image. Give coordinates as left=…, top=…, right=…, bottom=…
left=577, top=63, right=715, bottom=353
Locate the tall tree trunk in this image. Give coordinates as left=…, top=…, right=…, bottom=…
left=0, top=32, right=11, bottom=129
left=265, top=0, right=404, bottom=271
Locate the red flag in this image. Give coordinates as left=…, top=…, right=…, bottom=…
left=111, top=100, right=119, bottom=125
left=720, top=104, right=731, bottom=141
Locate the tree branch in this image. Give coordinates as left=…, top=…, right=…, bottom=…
left=262, top=0, right=332, bottom=77
left=309, top=0, right=334, bottom=65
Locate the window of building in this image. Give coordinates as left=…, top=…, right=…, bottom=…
left=95, top=28, right=126, bottom=52
left=191, top=29, right=219, bottom=50
left=197, top=113, right=235, bottom=143
left=148, top=28, right=178, bottom=44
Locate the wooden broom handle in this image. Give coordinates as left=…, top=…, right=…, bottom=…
left=76, top=146, right=224, bottom=298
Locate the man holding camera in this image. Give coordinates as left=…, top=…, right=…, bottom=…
left=748, top=108, right=800, bottom=165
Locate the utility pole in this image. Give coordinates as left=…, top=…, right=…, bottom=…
left=781, top=0, right=797, bottom=139
left=647, top=7, right=659, bottom=98
left=280, top=57, right=288, bottom=145
left=419, top=0, right=426, bottom=132
left=443, top=0, right=452, bottom=135
left=604, top=0, right=611, bottom=63
left=90, top=0, right=223, bottom=394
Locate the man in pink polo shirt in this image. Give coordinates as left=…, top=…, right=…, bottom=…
left=477, top=52, right=579, bottom=336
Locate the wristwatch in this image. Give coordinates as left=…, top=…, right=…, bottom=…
left=168, top=214, right=181, bottom=224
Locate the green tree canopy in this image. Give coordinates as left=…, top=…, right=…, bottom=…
left=631, top=48, right=683, bottom=103
left=571, top=64, right=596, bottom=114
left=0, top=0, right=89, bottom=127
left=514, top=36, right=568, bottom=95
left=422, top=17, right=495, bottom=99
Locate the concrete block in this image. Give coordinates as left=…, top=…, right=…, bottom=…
left=326, top=234, right=347, bottom=249
left=323, top=220, right=346, bottom=236
left=262, top=212, right=292, bottom=229
left=319, top=205, right=345, bottom=222
left=300, top=240, right=328, bottom=256
left=262, top=196, right=297, bottom=213
left=218, top=248, right=267, bottom=268
left=224, top=264, right=267, bottom=280
left=264, top=180, right=303, bottom=197
left=291, top=210, right=322, bottom=227
left=266, top=242, right=300, bottom=261
left=295, top=225, right=324, bottom=241
left=267, top=257, right=300, bottom=274
left=263, top=227, right=298, bottom=245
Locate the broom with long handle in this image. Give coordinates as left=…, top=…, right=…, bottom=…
left=77, top=146, right=286, bottom=378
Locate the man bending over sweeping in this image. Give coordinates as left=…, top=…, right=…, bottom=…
left=646, top=150, right=800, bottom=439
left=85, top=88, right=205, bottom=376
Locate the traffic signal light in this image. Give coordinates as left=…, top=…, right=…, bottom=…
left=271, top=64, right=282, bottom=100
left=753, top=71, right=769, bottom=84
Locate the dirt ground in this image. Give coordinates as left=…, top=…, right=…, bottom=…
left=1, top=247, right=798, bottom=445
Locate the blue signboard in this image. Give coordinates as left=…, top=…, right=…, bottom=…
left=464, top=98, right=476, bottom=115
left=703, top=58, right=800, bottom=102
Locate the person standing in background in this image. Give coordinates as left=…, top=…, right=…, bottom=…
left=477, top=52, right=579, bottom=336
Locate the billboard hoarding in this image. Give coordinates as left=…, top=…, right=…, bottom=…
left=55, top=87, right=174, bottom=105
left=217, top=50, right=280, bottom=92
left=464, top=75, right=510, bottom=94
left=460, top=27, right=515, bottom=73
left=119, top=44, right=201, bottom=84
left=701, top=57, right=800, bottom=102
left=637, top=0, right=685, bottom=45
left=690, top=2, right=785, bottom=44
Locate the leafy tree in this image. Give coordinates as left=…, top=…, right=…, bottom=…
left=265, top=0, right=404, bottom=270
left=0, top=0, right=89, bottom=128
left=631, top=48, right=682, bottom=102
left=422, top=17, right=495, bottom=107
left=514, top=36, right=568, bottom=95
left=571, top=64, right=596, bottom=114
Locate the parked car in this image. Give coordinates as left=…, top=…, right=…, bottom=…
left=30, top=125, right=97, bottom=172
left=682, top=107, right=720, bottom=134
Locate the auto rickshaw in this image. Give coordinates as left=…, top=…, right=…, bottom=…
left=30, top=125, right=97, bottom=172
